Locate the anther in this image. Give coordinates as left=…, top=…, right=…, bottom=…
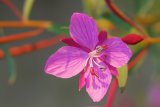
left=95, top=45, right=107, bottom=53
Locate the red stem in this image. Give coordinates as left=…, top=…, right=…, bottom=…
left=128, top=46, right=148, bottom=70
left=103, top=46, right=149, bottom=107
left=104, top=0, right=147, bottom=37
left=0, top=28, right=44, bottom=44
left=1, top=0, right=23, bottom=20
left=0, top=35, right=66, bottom=58
left=104, top=79, right=118, bottom=107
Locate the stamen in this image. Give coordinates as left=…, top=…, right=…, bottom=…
left=84, top=66, right=87, bottom=72
left=95, top=45, right=107, bottom=54
left=89, top=58, right=93, bottom=67
left=92, top=59, right=106, bottom=71
left=102, top=45, right=107, bottom=49
left=100, top=67, right=106, bottom=71
left=96, top=45, right=103, bottom=53
left=83, top=57, right=90, bottom=72
left=89, top=50, right=97, bottom=57
left=89, top=45, right=107, bottom=57
left=93, top=59, right=104, bottom=68
left=90, top=67, right=99, bottom=78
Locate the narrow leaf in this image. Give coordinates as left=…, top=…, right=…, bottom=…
left=0, top=29, right=16, bottom=85
left=117, top=65, right=128, bottom=88
left=1, top=45, right=17, bottom=85
left=23, top=0, right=35, bottom=20
left=47, top=23, right=69, bottom=34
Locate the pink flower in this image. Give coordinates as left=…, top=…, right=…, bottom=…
left=44, top=13, right=132, bottom=102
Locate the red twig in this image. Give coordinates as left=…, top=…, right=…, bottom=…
left=128, top=46, right=148, bottom=70
left=0, top=35, right=66, bottom=58
left=104, top=0, right=147, bottom=37
left=0, top=29, right=44, bottom=44
left=1, top=0, right=23, bottom=20
left=104, top=79, right=118, bottom=107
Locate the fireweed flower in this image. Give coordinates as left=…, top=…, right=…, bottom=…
left=44, top=13, right=132, bottom=102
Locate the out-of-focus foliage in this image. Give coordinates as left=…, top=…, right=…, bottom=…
left=82, top=0, right=107, bottom=17
left=96, top=19, right=115, bottom=31
left=137, top=0, right=160, bottom=25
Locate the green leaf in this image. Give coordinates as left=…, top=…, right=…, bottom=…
left=23, top=0, right=35, bottom=20
left=1, top=45, right=17, bottom=85
left=0, top=29, right=17, bottom=85
left=117, top=65, right=128, bottom=88
left=47, top=23, right=69, bottom=35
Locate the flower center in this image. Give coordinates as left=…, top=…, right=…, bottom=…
left=89, top=45, right=107, bottom=57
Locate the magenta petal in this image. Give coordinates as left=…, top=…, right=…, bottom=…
left=103, top=37, right=132, bottom=68
left=70, top=13, right=98, bottom=50
left=98, top=30, right=108, bottom=45
left=61, top=37, right=91, bottom=52
left=86, top=67, right=112, bottom=102
left=44, top=46, right=88, bottom=78
left=79, top=71, right=86, bottom=91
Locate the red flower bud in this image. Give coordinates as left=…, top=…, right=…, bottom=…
left=122, top=34, right=144, bottom=45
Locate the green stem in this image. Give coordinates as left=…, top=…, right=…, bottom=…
left=0, top=29, right=17, bottom=85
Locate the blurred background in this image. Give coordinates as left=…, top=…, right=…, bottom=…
left=0, top=0, right=160, bottom=107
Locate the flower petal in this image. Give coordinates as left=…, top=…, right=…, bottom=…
left=103, top=37, right=132, bottom=68
left=86, top=67, right=112, bottom=102
left=44, top=46, right=88, bottom=78
left=70, top=13, right=98, bottom=50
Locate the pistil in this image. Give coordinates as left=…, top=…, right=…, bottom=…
left=89, top=45, right=107, bottom=57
